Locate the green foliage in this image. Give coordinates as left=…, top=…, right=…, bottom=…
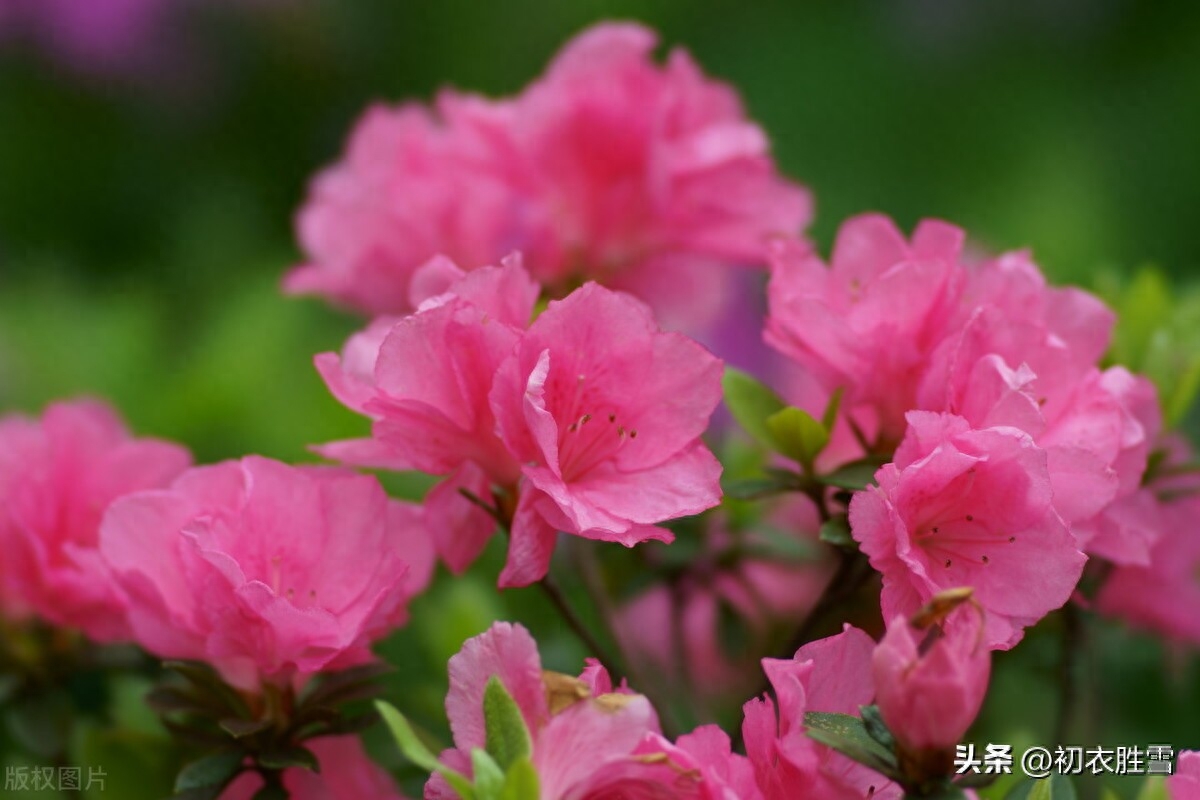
left=482, top=677, right=533, bottom=772
left=1102, top=267, right=1200, bottom=426
left=1003, top=774, right=1077, bottom=800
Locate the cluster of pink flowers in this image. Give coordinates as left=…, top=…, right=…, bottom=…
left=429, top=603, right=990, bottom=799
left=287, top=23, right=810, bottom=330
left=316, top=254, right=725, bottom=586
left=765, top=213, right=1164, bottom=648
left=4, top=17, right=1196, bottom=800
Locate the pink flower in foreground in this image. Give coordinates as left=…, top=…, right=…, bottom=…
left=431, top=621, right=695, bottom=800
left=99, top=456, right=433, bottom=691
left=765, top=214, right=967, bottom=447
left=288, top=22, right=809, bottom=326
left=317, top=258, right=723, bottom=585
left=1168, top=751, right=1200, bottom=800
left=743, top=625, right=901, bottom=799
left=873, top=605, right=990, bottom=754
left=220, top=735, right=408, bottom=800
left=849, top=412, right=1086, bottom=649
left=0, top=399, right=190, bottom=641
left=315, top=254, right=537, bottom=484
left=489, top=283, right=723, bottom=585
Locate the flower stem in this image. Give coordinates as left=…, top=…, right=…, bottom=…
left=1055, top=602, right=1085, bottom=744
left=536, top=572, right=623, bottom=682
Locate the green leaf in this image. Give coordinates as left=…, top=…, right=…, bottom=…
left=818, top=514, right=856, bottom=550
left=300, top=662, right=393, bottom=709
left=164, top=661, right=251, bottom=718
left=251, top=784, right=289, bottom=800
left=858, top=705, right=894, bottom=751
left=174, top=750, right=244, bottom=793
left=376, top=700, right=476, bottom=800
left=818, top=457, right=886, bottom=490
left=803, top=712, right=899, bottom=780
left=483, top=676, right=533, bottom=771
left=822, top=387, right=844, bottom=431
left=766, top=406, right=830, bottom=469
left=4, top=691, right=72, bottom=758
left=721, top=474, right=799, bottom=500
left=722, top=367, right=786, bottom=449
left=258, top=744, right=318, bottom=772
left=471, top=748, right=506, bottom=800
left=1136, top=776, right=1168, bottom=800
left=1004, top=774, right=1078, bottom=800
left=218, top=718, right=273, bottom=739
left=501, top=757, right=540, bottom=800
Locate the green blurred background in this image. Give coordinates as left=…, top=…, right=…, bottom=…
left=1, top=1, right=1199, bottom=798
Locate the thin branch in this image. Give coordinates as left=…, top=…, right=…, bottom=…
left=536, top=572, right=623, bottom=682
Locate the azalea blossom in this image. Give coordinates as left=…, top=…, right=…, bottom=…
left=0, top=399, right=191, bottom=642
left=742, top=625, right=900, bottom=800
left=99, top=456, right=434, bottom=691
left=488, top=282, right=723, bottom=585
left=430, top=621, right=708, bottom=800
left=849, top=411, right=1086, bottom=649
left=317, top=257, right=724, bottom=586
left=288, top=22, right=809, bottom=327
left=873, top=603, right=990, bottom=755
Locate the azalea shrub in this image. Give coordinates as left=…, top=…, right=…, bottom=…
left=3, top=14, right=1200, bottom=800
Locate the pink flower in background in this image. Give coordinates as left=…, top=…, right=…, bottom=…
left=613, top=496, right=833, bottom=709
left=99, top=456, right=434, bottom=691
left=849, top=412, right=1086, bottom=649
left=220, top=735, right=408, bottom=800
left=489, top=283, right=723, bottom=585
left=765, top=214, right=966, bottom=446
left=1168, top=751, right=1200, bottom=800
left=288, top=102, right=526, bottom=315
left=288, top=22, right=809, bottom=327
left=1097, top=438, right=1200, bottom=645
left=0, top=399, right=190, bottom=641
left=429, top=621, right=674, bottom=800
left=743, top=625, right=900, bottom=800
left=873, top=605, right=990, bottom=753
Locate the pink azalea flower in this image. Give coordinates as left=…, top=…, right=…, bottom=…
left=743, top=625, right=901, bottom=800
left=288, top=101, right=526, bottom=316
left=0, top=399, right=190, bottom=642
left=99, top=456, right=434, bottom=692
left=429, top=621, right=670, bottom=800
left=489, top=282, right=723, bottom=586
left=873, top=605, right=990, bottom=754
left=220, top=735, right=408, bottom=800
left=1168, top=751, right=1200, bottom=800
left=849, top=412, right=1086, bottom=649
left=314, top=254, right=537, bottom=484
left=765, top=214, right=967, bottom=447
left=288, top=22, right=809, bottom=326
left=1096, top=438, right=1200, bottom=644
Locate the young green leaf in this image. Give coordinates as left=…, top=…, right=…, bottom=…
left=722, top=367, right=787, bottom=449
left=1004, top=774, right=1078, bottom=800
left=483, top=676, right=534, bottom=771
left=803, top=712, right=900, bottom=780
left=818, top=514, right=856, bottom=550
left=501, top=757, right=541, bottom=800
left=471, top=748, right=506, bottom=800
left=376, top=700, right=476, bottom=800
left=174, top=750, right=244, bottom=793
left=766, top=406, right=830, bottom=469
